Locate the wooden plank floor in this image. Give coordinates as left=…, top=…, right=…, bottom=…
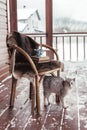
left=0, top=61, right=87, bottom=130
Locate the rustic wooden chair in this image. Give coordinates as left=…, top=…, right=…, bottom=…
left=6, top=31, right=62, bottom=115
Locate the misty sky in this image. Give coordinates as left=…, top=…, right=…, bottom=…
left=18, top=0, right=87, bottom=22
left=54, top=0, right=87, bottom=21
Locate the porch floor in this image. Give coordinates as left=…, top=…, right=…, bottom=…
left=0, top=61, right=87, bottom=130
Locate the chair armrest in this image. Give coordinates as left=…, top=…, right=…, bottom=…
left=8, top=44, right=38, bottom=76
left=39, top=44, right=59, bottom=60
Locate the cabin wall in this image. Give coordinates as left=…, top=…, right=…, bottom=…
left=0, top=0, right=9, bottom=81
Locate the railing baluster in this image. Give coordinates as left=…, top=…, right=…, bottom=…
left=24, top=33, right=87, bottom=61
left=76, top=36, right=78, bottom=60
left=40, top=36, right=42, bottom=44
left=56, top=36, right=58, bottom=52
left=69, top=36, right=71, bottom=60
left=34, top=37, right=36, bottom=41
left=40, top=36, right=42, bottom=48
left=83, top=36, right=85, bottom=60
left=62, top=36, right=64, bottom=60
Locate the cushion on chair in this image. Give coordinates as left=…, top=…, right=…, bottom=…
left=37, top=60, right=61, bottom=72
left=14, top=60, right=61, bottom=74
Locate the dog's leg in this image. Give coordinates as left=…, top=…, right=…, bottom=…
left=61, top=97, right=64, bottom=108
left=60, top=97, right=68, bottom=109
left=47, top=96, right=50, bottom=106
left=44, top=94, right=50, bottom=107
left=56, top=94, right=60, bottom=104
left=44, top=96, right=47, bottom=107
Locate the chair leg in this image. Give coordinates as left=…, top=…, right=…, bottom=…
left=10, top=76, right=17, bottom=108
left=56, top=94, right=60, bottom=104
left=29, top=83, right=33, bottom=100
left=56, top=70, right=60, bottom=103
left=57, top=70, right=60, bottom=77
left=30, top=82, right=35, bottom=115
left=35, top=76, right=40, bottom=115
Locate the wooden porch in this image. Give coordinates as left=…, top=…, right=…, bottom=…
left=0, top=0, right=87, bottom=130
left=0, top=61, right=87, bottom=130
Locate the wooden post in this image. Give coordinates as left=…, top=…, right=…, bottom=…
left=46, top=0, right=53, bottom=58
left=9, top=0, right=17, bottom=32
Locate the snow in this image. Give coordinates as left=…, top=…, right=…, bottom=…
left=18, top=8, right=37, bottom=20
left=65, top=115, right=73, bottom=120
left=52, top=118, right=56, bottom=121
left=18, top=22, right=26, bottom=32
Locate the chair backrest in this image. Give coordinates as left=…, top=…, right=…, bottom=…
left=7, top=31, right=39, bottom=63
left=6, top=31, right=40, bottom=75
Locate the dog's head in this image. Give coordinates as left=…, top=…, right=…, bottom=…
left=62, top=78, right=75, bottom=93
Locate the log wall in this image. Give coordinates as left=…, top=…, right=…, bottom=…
left=0, top=0, right=9, bottom=81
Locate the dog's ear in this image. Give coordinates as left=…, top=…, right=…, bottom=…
left=70, top=78, right=75, bottom=86
left=62, top=80, right=65, bottom=86
left=72, top=78, right=75, bottom=82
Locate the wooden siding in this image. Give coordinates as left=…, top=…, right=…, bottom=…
left=0, top=0, right=9, bottom=81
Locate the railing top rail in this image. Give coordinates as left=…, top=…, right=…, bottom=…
left=24, top=32, right=87, bottom=34
left=53, top=33, right=87, bottom=37
left=53, top=32, right=87, bottom=35
left=23, top=32, right=87, bottom=37
left=23, top=33, right=46, bottom=36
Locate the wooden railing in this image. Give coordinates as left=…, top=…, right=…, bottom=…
left=25, top=33, right=46, bottom=46
left=25, top=32, right=87, bottom=61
